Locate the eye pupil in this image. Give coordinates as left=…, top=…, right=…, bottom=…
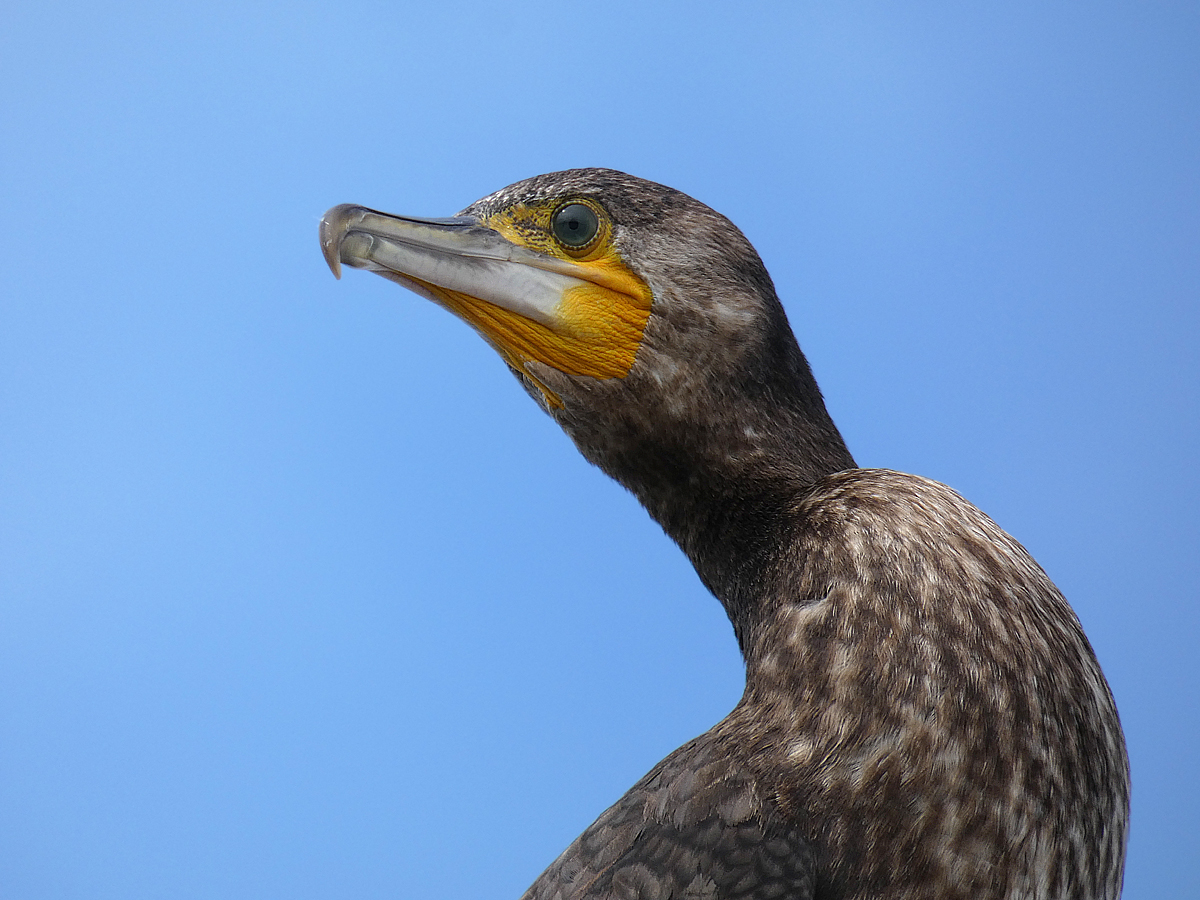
left=552, top=203, right=600, bottom=249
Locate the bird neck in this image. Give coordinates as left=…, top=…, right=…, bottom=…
left=647, top=471, right=802, bottom=653
left=550, top=295, right=855, bottom=654
left=619, top=384, right=854, bottom=656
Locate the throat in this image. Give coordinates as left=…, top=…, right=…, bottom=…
left=550, top=325, right=855, bottom=654
left=620, top=427, right=852, bottom=656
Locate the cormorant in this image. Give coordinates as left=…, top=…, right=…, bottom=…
left=319, top=169, right=1129, bottom=900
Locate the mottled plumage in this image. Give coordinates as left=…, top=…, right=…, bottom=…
left=321, top=169, right=1129, bottom=899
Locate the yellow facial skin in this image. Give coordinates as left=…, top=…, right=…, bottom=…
left=425, top=201, right=652, bottom=406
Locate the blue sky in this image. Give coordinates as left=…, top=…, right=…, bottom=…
left=2, top=2, right=1197, bottom=897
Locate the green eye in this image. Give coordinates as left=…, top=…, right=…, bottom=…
left=552, top=203, right=600, bottom=249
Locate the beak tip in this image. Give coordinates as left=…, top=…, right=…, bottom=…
left=320, top=204, right=363, bottom=280
left=324, top=252, right=343, bottom=279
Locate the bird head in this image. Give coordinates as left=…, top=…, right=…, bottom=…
left=320, top=168, right=849, bottom=506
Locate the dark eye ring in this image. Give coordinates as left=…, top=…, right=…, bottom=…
left=551, top=203, right=601, bottom=250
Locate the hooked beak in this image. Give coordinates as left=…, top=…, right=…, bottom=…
left=320, top=204, right=621, bottom=329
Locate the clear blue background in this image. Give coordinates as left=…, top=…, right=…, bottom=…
left=2, top=2, right=1196, bottom=898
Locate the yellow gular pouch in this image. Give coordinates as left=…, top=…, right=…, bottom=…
left=464, top=201, right=654, bottom=406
